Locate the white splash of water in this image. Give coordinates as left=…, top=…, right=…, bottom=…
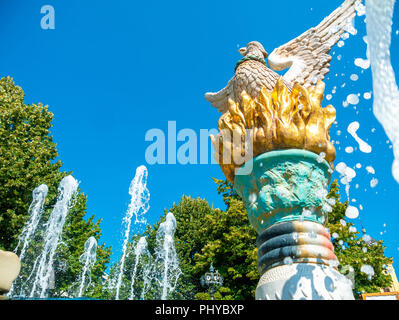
left=115, top=165, right=150, bottom=300
left=366, top=166, right=375, bottom=174
left=77, top=236, right=97, bottom=297
left=14, top=184, right=49, bottom=262
left=355, top=58, right=370, bottom=69
left=356, top=0, right=366, bottom=16
left=345, top=147, right=354, bottom=154
left=345, top=206, right=360, bottom=219
left=336, top=162, right=356, bottom=200
left=347, top=94, right=360, bottom=105
left=364, top=92, right=372, bottom=100
left=361, top=264, right=375, bottom=280
left=347, top=122, right=372, bottom=153
left=154, top=212, right=182, bottom=300
left=140, top=252, right=154, bottom=300
left=128, top=237, right=149, bottom=300
left=366, top=0, right=399, bottom=183
left=284, top=257, right=294, bottom=265
left=317, top=152, right=326, bottom=163
left=29, top=176, right=79, bottom=298
left=370, top=178, right=379, bottom=188
left=363, top=234, right=372, bottom=242
left=9, top=184, right=49, bottom=297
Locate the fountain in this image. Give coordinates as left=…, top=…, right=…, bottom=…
left=77, top=236, right=97, bottom=297
left=14, top=184, right=49, bottom=263
left=140, top=251, right=153, bottom=300
left=366, top=0, right=399, bottom=184
left=128, top=237, right=150, bottom=300
left=27, top=175, right=79, bottom=298
left=114, top=165, right=150, bottom=300
left=154, top=212, right=182, bottom=300
left=8, top=184, right=48, bottom=297
left=6, top=0, right=397, bottom=301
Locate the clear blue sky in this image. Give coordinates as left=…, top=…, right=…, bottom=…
left=1, top=0, right=398, bottom=272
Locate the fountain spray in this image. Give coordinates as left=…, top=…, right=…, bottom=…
left=128, top=237, right=149, bottom=300
left=29, top=175, right=79, bottom=298
left=114, top=166, right=150, bottom=300
left=8, top=184, right=49, bottom=297
left=77, top=236, right=97, bottom=297
left=154, top=212, right=181, bottom=300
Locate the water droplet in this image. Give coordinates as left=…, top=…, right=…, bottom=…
left=345, top=147, right=354, bottom=154
left=347, top=94, right=360, bottom=105
left=332, top=233, right=339, bottom=239
left=284, top=257, right=294, bottom=265
left=361, top=265, right=375, bottom=279
left=364, top=92, right=372, bottom=100
left=370, top=178, right=378, bottom=188
left=345, top=206, right=359, bottom=219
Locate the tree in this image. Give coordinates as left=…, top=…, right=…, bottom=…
left=0, top=77, right=111, bottom=297
left=326, top=180, right=392, bottom=297
left=0, top=77, right=63, bottom=250
left=167, top=195, right=258, bottom=300
left=192, top=196, right=258, bottom=300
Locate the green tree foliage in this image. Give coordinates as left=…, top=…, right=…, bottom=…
left=0, top=77, right=62, bottom=250
left=0, top=77, right=111, bottom=297
left=166, top=195, right=258, bottom=300
left=211, top=178, right=240, bottom=208
left=326, top=180, right=392, bottom=297
left=191, top=196, right=258, bottom=300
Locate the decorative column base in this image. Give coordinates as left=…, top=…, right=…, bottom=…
left=256, top=263, right=354, bottom=300
left=255, top=220, right=354, bottom=300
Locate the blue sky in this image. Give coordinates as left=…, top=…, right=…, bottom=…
left=1, top=0, right=399, bottom=272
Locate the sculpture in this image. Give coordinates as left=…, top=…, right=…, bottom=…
left=205, top=0, right=363, bottom=300
left=205, top=0, right=360, bottom=113
left=210, top=80, right=337, bottom=184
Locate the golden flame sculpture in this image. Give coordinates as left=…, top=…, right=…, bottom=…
left=210, top=78, right=336, bottom=184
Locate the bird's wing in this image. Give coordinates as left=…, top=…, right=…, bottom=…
left=205, top=78, right=234, bottom=113
left=268, top=0, right=362, bottom=88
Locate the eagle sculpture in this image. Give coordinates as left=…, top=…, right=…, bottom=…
left=205, top=0, right=362, bottom=113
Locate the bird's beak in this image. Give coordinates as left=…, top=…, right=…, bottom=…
left=238, top=47, right=246, bottom=56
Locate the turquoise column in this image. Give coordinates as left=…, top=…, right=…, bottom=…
left=234, top=149, right=354, bottom=300
left=235, top=149, right=331, bottom=233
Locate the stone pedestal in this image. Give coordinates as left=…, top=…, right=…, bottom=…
left=0, top=250, right=21, bottom=299
left=234, top=149, right=354, bottom=300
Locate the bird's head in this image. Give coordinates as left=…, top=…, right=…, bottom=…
left=238, top=41, right=268, bottom=59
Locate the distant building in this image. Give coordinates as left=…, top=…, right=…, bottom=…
left=383, top=264, right=399, bottom=293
